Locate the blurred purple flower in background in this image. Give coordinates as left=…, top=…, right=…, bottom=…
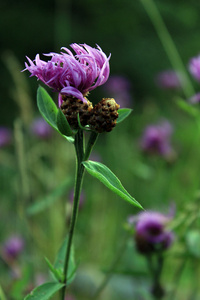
left=132, top=210, right=174, bottom=254
left=155, top=70, right=182, bottom=90
left=2, top=235, right=24, bottom=260
left=140, top=120, right=174, bottom=158
left=30, top=117, right=53, bottom=139
left=24, top=43, right=110, bottom=105
left=103, top=75, right=132, bottom=107
left=189, top=55, right=200, bottom=82
left=0, top=127, right=12, bottom=148
left=188, top=92, right=200, bottom=104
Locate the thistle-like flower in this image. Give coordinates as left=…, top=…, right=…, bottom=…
left=140, top=120, right=174, bottom=158
left=24, top=43, right=110, bottom=104
left=189, top=55, right=200, bottom=82
left=132, top=210, right=174, bottom=254
left=155, top=70, right=182, bottom=90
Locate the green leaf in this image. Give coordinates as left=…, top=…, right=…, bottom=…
left=54, top=236, right=76, bottom=285
left=45, top=257, right=63, bottom=282
left=37, top=86, right=59, bottom=130
left=176, top=97, right=199, bottom=117
left=57, top=109, right=74, bottom=136
left=83, top=160, right=143, bottom=209
left=0, top=285, right=7, bottom=300
left=24, top=282, right=64, bottom=300
left=27, top=178, right=72, bottom=215
left=186, top=230, right=200, bottom=258
left=117, top=108, right=133, bottom=124
left=37, top=86, right=74, bottom=143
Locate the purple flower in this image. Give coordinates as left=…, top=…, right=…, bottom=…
left=24, top=43, right=110, bottom=105
left=0, top=127, right=12, bottom=147
left=30, top=117, right=53, bottom=139
left=189, top=55, right=200, bottom=81
left=155, top=70, right=182, bottom=90
left=133, top=210, right=174, bottom=254
left=2, top=235, right=24, bottom=260
left=103, top=75, right=132, bottom=108
left=188, top=92, right=200, bottom=104
left=140, top=120, right=173, bottom=158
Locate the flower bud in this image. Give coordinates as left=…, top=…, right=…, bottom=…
left=88, top=98, right=120, bottom=133
left=132, top=211, right=174, bottom=255
left=61, top=95, right=93, bottom=129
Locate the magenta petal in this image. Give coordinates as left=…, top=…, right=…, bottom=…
left=61, top=86, right=87, bottom=103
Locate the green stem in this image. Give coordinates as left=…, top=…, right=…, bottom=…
left=84, top=131, right=99, bottom=161
left=61, top=130, right=84, bottom=299
left=140, top=0, right=195, bottom=99
left=146, top=252, right=164, bottom=300
left=61, top=130, right=98, bottom=299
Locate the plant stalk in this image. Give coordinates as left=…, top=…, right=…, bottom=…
left=61, top=129, right=98, bottom=299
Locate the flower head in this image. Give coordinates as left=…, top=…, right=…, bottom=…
left=189, top=55, right=200, bottom=82
left=103, top=75, right=132, bottom=108
left=0, top=127, right=12, bottom=148
left=133, top=210, right=174, bottom=254
left=30, top=117, right=53, bottom=139
left=188, top=92, right=200, bottom=104
left=140, top=120, right=173, bottom=158
left=2, top=235, right=24, bottom=260
left=155, top=70, right=182, bottom=90
left=24, top=43, right=110, bottom=104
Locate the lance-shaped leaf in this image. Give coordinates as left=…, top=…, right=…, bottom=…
left=37, top=86, right=74, bottom=143
left=57, top=109, right=74, bottom=137
left=24, top=282, right=64, bottom=300
left=117, top=108, right=133, bottom=124
left=83, top=160, right=143, bottom=209
left=54, top=236, right=76, bottom=285
left=37, top=86, right=58, bottom=130
left=176, top=97, right=199, bottom=117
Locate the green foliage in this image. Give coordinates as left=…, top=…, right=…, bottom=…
left=0, top=285, right=7, bottom=300
left=24, top=282, right=64, bottom=300
left=37, top=86, right=74, bottom=143
left=44, top=236, right=76, bottom=285
left=56, top=109, right=74, bottom=137
left=186, top=230, right=200, bottom=258
left=176, top=97, right=199, bottom=117
left=37, top=86, right=58, bottom=131
left=83, top=160, right=143, bottom=209
left=54, top=236, right=76, bottom=285
left=117, top=108, right=133, bottom=124
left=26, top=178, right=72, bottom=215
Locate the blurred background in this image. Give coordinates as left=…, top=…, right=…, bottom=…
left=1, top=0, right=200, bottom=299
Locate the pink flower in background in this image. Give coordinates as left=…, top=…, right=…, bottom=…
left=24, top=43, right=110, bottom=105
left=132, top=210, right=174, bottom=254
left=188, top=92, right=200, bottom=104
left=30, top=117, right=53, bottom=139
left=2, top=235, right=24, bottom=260
left=103, top=75, right=132, bottom=107
left=140, top=120, right=174, bottom=158
left=189, top=55, right=200, bottom=81
left=155, top=70, right=182, bottom=90
left=0, top=127, right=12, bottom=147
